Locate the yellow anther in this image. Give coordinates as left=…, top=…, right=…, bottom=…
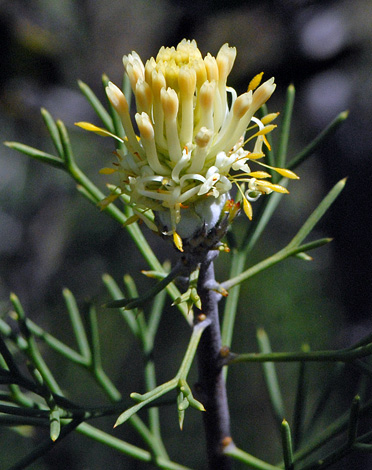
left=99, top=167, right=117, bottom=175
left=248, top=171, right=271, bottom=178
left=122, top=214, right=140, bottom=227
left=261, top=112, right=280, bottom=125
left=248, top=72, right=264, bottom=92
left=173, top=231, right=184, bottom=252
left=74, top=121, right=123, bottom=142
left=256, top=124, right=277, bottom=136
left=243, top=197, right=253, bottom=220
left=255, top=180, right=289, bottom=193
left=274, top=168, right=300, bottom=179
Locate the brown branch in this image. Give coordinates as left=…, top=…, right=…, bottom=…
left=195, top=251, right=233, bottom=470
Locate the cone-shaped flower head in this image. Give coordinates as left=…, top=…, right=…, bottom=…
left=77, top=40, right=298, bottom=251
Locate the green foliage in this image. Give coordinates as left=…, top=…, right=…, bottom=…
left=3, top=75, right=372, bottom=470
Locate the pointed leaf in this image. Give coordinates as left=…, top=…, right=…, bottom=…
left=40, top=108, right=64, bottom=158
left=4, top=142, right=64, bottom=169
left=288, top=178, right=346, bottom=248
left=78, top=80, right=114, bottom=132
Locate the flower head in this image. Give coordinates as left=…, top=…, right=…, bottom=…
left=76, top=39, right=298, bottom=251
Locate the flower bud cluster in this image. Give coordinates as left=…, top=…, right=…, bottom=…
left=78, top=40, right=298, bottom=249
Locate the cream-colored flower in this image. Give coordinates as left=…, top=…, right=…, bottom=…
left=76, top=39, right=298, bottom=251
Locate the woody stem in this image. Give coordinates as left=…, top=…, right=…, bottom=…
left=195, top=251, right=233, bottom=470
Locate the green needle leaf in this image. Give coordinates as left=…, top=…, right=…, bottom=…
left=56, top=120, right=75, bottom=168
left=288, top=110, right=349, bottom=171
left=347, top=395, right=360, bottom=446
left=4, top=142, right=64, bottom=169
left=276, top=84, right=295, bottom=172
left=104, top=261, right=185, bottom=310
left=177, top=391, right=187, bottom=430
left=102, top=274, right=139, bottom=337
left=50, top=408, right=61, bottom=441
left=40, top=108, right=64, bottom=158
left=281, top=419, right=294, bottom=470
left=222, top=238, right=332, bottom=291
left=115, top=380, right=177, bottom=428
left=293, top=344, right=310, bottom=450
left=78, top=79, right=114, bottom=132
left=287, top=178, right=346, bottom=248
left=257, top=328, right=285, bottom=427
left=63, top=288, right=91, bottom=362
left=224, top=444, right=282, bottom=470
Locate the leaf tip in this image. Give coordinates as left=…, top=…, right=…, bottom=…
left=62, top=287, right=71, bottom=296
left=256, top=327, right=266, bottom=337
left=9, top=292, right=18, bottom=303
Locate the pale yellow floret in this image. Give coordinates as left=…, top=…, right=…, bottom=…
left=106, top=81, right=144, bottom=157
left=209, top=91, right=253, bottom=154
left=178, top=67, right=196, bottom=96
left=233, top=92, right=253, bottom=119
left=212, top=79, right=276, bottom=156
left=195, top=128, right=213, bottom=148
left=161, top=87, right=182, bottom=162
left=161, top=87, right=178, bottom=120
left=136, top=112, right=169, bottom=175
left=192, top=59, right=208, bottom=89
left=125, top=62, right=145, bottom=93
left=123, top=51, right=145, bottom=92
left=188, top=127, right=213, bottom=173
left=197, top=80, right=215, bottom=132
left=204, top=54, right=219, bottom=82
left=106, top=81, right=129, bottom=114
left=135, top=79, right=153, bottom=116
left=216, top=44, right=236, bottom=83
left=164, top=64, right=179, bottom=91
left=151, top=69, right=166, bottom=98
left=178, top=67, right=196, bottom=145
left=151, top=70, right=167, bottom=147
left=250, top=78, right=276, bottom=114
left=215, top=44, right=236, bottom=129
left=135, top=112, right=153, bottom=140
left=144, top=57, right=156, bottom=87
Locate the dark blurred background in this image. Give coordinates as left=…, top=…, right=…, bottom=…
left=1, top=0, right=372, bottom=468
